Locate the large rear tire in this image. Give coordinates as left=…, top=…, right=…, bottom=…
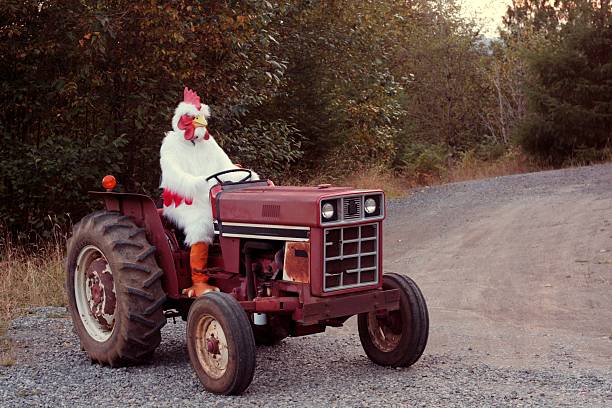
left=66, top=211, right=166, bottom=366
left=358, top=273, right=429, bottom=367
left=186, top=292, right=256, bottom=395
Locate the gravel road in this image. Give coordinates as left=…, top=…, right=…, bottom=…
left=2, top=164, right=611, bottom=407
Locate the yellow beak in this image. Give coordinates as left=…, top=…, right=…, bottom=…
left=192, top=114, right=208, bottom=128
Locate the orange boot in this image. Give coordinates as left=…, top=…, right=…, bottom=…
left=182, top=242, right=219, bottom=298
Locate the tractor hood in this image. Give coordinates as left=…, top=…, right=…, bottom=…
left=216, top=185, right=384, bottom=227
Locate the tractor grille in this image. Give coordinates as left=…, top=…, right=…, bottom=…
left=342, top=197, right=362, bottom=221
left=323, top=223, right=379, bottom=292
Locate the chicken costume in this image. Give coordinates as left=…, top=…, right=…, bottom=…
left=160, top=87, right=258, bottom=297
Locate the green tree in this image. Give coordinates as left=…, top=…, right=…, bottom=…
left=509, top=0, right=612, bottom=161
left=261, top=0, right=494, bottom=177
left=396, top=1, right=492, bottom=151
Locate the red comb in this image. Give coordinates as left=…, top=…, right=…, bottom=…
left=183, top=87, right=201, bottom=110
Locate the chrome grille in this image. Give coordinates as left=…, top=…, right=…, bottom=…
left=342, top=197, right=362, bottom=220
left=323, top=223, right=379, bottom=292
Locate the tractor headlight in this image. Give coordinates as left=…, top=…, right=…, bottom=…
left=364, top=194, right=383, bottom=218
left=321, top=202, right=335, bottom=219
left=364, top=198, right=377, bottom=214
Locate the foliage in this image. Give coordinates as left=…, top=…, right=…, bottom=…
left=396, top=143, right=449, bottom=178
left=0, top=132, right=127, bottom=238
left=507, top=0, right=612, bottom=162
left=218, top=119, right=303, bottom=182
left=266, top=0, right=409, bottom=170
left=395, top=2, right=493, bottom=151
left=264, top=0, right=494, bottom=177
left=0, top=0, right=296, bottom=235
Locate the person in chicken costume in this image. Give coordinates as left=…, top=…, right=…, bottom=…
left=160, top=87, right=258, bottom=297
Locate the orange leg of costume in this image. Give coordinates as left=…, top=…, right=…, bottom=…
left=182, top=242, right=219, bottom=297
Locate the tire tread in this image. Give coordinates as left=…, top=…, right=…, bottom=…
left=358, top=273, right=429, bottom=367
left=66, top=211, right=166, bottom=368
left=187, top=292, right=256, bottom=395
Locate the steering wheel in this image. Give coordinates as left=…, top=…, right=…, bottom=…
left=205, top=168, right=253, bottom=185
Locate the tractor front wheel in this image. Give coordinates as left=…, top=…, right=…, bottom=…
left=186, top=292, right=256, bottom=395
left=358, top=273, right=429, bottom=367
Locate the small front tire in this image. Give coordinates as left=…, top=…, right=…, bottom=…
left=186, top=292, right=256, bottom=395
left=358, top=273, right=429, bottom=367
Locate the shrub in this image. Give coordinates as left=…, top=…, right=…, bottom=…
left=397, top=143, right=449, bottom=178
left=0, top=133, right=127, bottom=239
left=217, top=120, right=304, bottom=183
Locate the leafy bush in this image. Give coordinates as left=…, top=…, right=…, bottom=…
left=218, top=120, right=303, bottom=183
left=0, top=132, right=127, bottom=238
left=474, top=141, right=509, bottom=161
left=0, top=0, right=288, bottom=235
left=396, top=143, right=449, bottom=177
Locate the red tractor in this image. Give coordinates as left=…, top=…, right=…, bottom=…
left=66, top=170, right=429, bottom=395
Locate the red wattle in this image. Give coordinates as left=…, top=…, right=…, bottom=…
left=183, top=127, right=195, bottom=141
left=178, top=114, right=195, bottom=141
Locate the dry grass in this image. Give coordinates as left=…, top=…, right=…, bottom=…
left=339, top=165, right=413, bottom=198
left=0, top=231, right=66, bottom=365
left=446, top=148, right=548, bottom=183
left=336, top=149, right=548, bottom=195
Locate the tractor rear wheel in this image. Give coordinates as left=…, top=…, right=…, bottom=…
left=358, top=273, right=429, bottom=367
left=66, top=211, right=166, bottom=366
left=186, top=292, right=256, bottom=395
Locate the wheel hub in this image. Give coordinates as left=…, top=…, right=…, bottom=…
left=206, top=335, right=220, bottom=354
left=368, top=309, right=402, bottom=352
left=196, top=315, right=229, bottom=379
left=86, top=257, right=116, bottom=331
left=75, top=246, right=117, bottom=342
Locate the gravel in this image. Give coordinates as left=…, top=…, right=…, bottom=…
left=388, top=163, right=612, bottom=220
left=2, top=307, right=610, bottom=407
left=2, top=164, right=611, bottom=407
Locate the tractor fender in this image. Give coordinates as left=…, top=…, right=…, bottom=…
left=89, top=191, right=180, bottom=299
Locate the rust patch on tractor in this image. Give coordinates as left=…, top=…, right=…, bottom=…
left=86, top=257, right=116, bottom=331
left=283, top=242, right=310, bottom=283
left=99, top=268, right=116, bottom=316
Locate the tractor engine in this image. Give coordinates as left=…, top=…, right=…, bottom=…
left=248, top=244, right=284, bottom=296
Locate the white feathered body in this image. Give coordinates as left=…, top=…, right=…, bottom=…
left=160, top=101, right=258, bottom=245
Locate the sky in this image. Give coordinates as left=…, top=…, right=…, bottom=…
left=460, top=0, right=512, bottom=37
